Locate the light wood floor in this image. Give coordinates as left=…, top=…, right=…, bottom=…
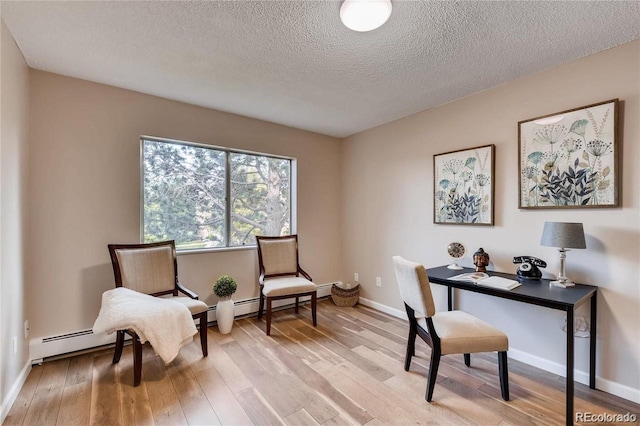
left=4, top=300, right=639, bottom=426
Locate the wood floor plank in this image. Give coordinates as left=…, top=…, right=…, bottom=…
left=117, top=347, right=155, bottom=426
left=166, top=354, right=220, bottom=426
left=89, top=352, right=123, bottom=426
left=235, top=322, right=340, bottom=423
left=247, top=324, right=373, bottom=425
left=440, top=377, right=540, bottom=426
left=284, top=408, right=321, bottom=426
left=21, top=386, right=64, bottom=426
left=195, top=366, right=253, bottom=426
left=56, top=381, right=92, bottom=426
left=478, top=381, right=566, bottom=425
left=383, top=375, right=475, bottom=425
left=3, top=364, right=43, bottom=426
left=338, top=306, right=408, bottom=338
left=313, top=360, right=440, bottom=426
left=299, top=307, right=410, bottom=367
left=233, top=322, right=342, bottom=424
left=221, top=340, right=303, bottom=417
left=36, top=358, right=70, bottom=391
left=163, top=349, right=220, bottom=425
left=297, top=325, right=395, bottom=382
left=65, top=353, right=94, bottom=387
left=322, top=413, right=355, bottom=426
left=119, top=383, right=155, bottom=426
left=203, top=329, right=253, bottom=393
left=235, top=387, right=285, bottom=426
left=177, top=337, right=211, bottom=374
left=271, top=320, right=343, bottom=365
left=142, top=353, right=188, bottom=426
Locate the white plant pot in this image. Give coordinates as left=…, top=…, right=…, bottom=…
left=216, top=298, right=235, bottom=334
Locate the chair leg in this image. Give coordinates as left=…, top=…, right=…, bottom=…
left=295, top=296, right=299, bottom=314
left=258, top=292, right=265, bottom=319
left=464, top=353, right=471, bottom=367
left=311, top=292, right=317, bottom=327
left=405, top=320, right=417, bottom=371
left=133, top=333, right=143, bottom=387
left=426, top=349, right=441, bottom=402
left=199, top=312, right=208, bottom=357
left=112, top=330, right=125, bottom=364
left=498, top=351, right=510, bottom=401
left=266, top=298, right=272, bottom=336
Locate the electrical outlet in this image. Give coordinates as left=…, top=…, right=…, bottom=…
left=376, top=277, right=382, bottom=287
left=354, top=272, right=359, bottom=282
left=12, top=336, right=17, bottom=356
left=24, top=320, right=29, bottom=339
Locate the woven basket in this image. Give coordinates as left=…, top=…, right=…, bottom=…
left=331, top=283, right=360, bottom=307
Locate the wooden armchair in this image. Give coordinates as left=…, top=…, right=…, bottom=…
left=256, top=235, right=317, bottom=336
left=108, top=240, right=208, bottom=386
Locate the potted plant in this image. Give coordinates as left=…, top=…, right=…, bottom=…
left=213, top=275, right=237, bottom=334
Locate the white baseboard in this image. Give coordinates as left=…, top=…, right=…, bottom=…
left=359, top=297, right=407, bottom=319
left=508, top=348, right=640, bottom=404
left=0, top=360, right=31, bottom=424
left=360, top=298, right=640, bottom=404
left=596, top=377, right=640, bottom=404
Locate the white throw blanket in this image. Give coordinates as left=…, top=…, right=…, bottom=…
left=93, top=287, right=199, bottom=364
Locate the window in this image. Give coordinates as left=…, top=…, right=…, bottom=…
left=142, top=137, right=293, bottom=251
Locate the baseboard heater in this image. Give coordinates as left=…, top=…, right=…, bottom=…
left=30, top=282, right=337, bottom=364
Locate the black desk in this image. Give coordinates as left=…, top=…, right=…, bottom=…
left=427, top=265, right=597, bottom=426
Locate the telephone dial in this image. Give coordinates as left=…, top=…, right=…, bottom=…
left=513, top=256, right=547, bottom=280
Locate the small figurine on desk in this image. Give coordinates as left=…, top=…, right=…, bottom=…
left=473, top=248, right=490, bottom=272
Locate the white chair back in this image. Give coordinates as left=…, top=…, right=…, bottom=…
left=392, top=256, right=436, bottom=318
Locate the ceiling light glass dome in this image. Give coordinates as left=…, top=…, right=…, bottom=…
left=340, top=0, right=392, bottom=32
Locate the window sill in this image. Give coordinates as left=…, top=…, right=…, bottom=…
left=176, top=245, right=256, bottom=256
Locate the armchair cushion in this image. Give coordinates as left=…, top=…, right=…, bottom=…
left=167, top=296, right=208, bottom=315
left=419, top=310, right=508, bottom=355
left=262, top=276, right=317, bottom=297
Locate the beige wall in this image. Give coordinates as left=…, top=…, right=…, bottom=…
left=27, top=71, right=342, bottom=339
left=1, top=19, right=30, bottom=412
left=340, top=41, right=640, bottom=394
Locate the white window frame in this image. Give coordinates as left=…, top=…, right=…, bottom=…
left=140, top=135, right=297, bottom=254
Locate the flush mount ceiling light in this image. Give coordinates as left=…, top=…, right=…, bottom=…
left=340, top=0, right=392, bottom=32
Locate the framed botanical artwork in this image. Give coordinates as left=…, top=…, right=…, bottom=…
left=434, top=144, right=495, bottom=225
left=518, top=99, right=619, bottom=209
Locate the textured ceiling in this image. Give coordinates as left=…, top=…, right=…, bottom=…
left=2, top=1, right=639, bottom=138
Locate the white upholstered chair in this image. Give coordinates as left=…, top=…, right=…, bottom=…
left=256, top=235, right=317, bottom=336
left=108, top=240, right=208, bottom=386
left=392, top=255, right=510, bottom=401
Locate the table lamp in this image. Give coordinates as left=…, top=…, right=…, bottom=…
left=540, top=222, right=586, bottom=288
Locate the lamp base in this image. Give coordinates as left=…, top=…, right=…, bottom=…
left=550, top=280, right=575, bottom=288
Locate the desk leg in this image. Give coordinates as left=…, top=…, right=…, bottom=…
left=566, top=307, right=574, bottom=426
left=590, top=293, right=597, bottom=389
left=448, top=287, right=453, bottom=311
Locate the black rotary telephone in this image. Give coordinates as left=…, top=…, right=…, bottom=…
left=513, top=256, right=547, bottom=280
